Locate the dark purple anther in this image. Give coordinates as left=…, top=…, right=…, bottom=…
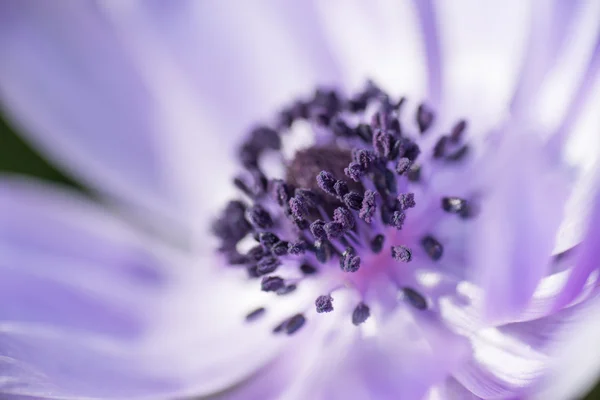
left=370, top=234, right=385, bottom=253
left=333, top=207, right=355, bottom=230
left=277, top=284, right=297, bottom=296
left=344, top=192, right=364, bottom=211
left=245, top=307, right=266, bottom=322
left=352, top=303, right=370, bottom=325
left=257, top=256, right=281, bottom=275
left=324, top=222, right=344, bottom=239
left=285, top=314, right=306, bottom=335
left=395, top=158, right=412, bottom=175
left=398, top=193, right=416, bottom=210
left=314, top=240, right=332, bottom=263
left=433, top=136, right=448, bottom=159
left=446, top=144, right=470, bottom=162
left=344, top=161, right=365, bottom=182
left=250, top=126, right=281, bottom=150
left=247, top=265, right=260, bottom=278
left=233, top=176, right=254, bottom=198
left=355, top=124, right=373, bottom=143
left=389, top=118, right=401, bottom=135
left=340, top=247, right=361, bottom=272
left=330, top=117, right=353, bottom=137
left=317, top=170, right=337, bottom=196
left=450, top=120, right=467, bottom=143
left=442, top=197, right=468, bottom=215
left=271, top=241, right=289, bottom=256
left=334, top=180, right=349, bottom=198
left=246, top=205, right=273, bottom=229
left=288, top=241, right=307, bottom=255
left=247, top=245, right=266, bottom=262
left=289, top=196, right=308, bottom=220
left=353, top=149, right=376, bottom=170
left=300, top=263, right=318, bottom=275
left=315, top=295, right=334, bottom=313
left=407, top=164, right=421, bottom=182
left=402, top=287, right=427, bottom=310
left=212, top=200, right=252, bottom=247
left=373, top=130, right=394, bottom=159
left=391, top=211, right=406, bottom=230
left=310, top=219, right=327, bottom=240
left=271, top=179, right=292, bottom=207
left=359, top=190, right=378, bottom=223
left=392, top=245, right=412, bottom=262
left=417, top=104, right=435, bottom=133
left=258, top=232, right=279, bottom=248
left=402, top=139, right=421, bottom=161
left=295, top=189, right=319, bottom=208
left=261, top=276, right=285, bottom=292
left=421, top=235, right=443, bottom=261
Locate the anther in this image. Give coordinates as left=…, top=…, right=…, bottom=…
left=271, top=241, right=289, bottom=256
left=334, top=180, right=349, bottom=198
left=246, top=205, right=273, bottom=229
left=261, top=276, right=285, bottom=292
left=398, top=193, right=416, bottom=210
left=258, top=232, right=279, bottom=248
left=373, top=130, right=394, bottom=159
left=401, top=287, right=427, bottom=310
left=288, top=241, right=307, bottom=255
left=391, top=245, right=412, bottom=262
left=402, top=139, right=421, bottom=161
left=352, top=303, right=371, bottom=325
left=416, top=104, right=435, bottom=133
left=407, top=164, right=421, bottom=182
left=245, top=307, right=266, bottom=322
left=441, top=197, right=468, bottom=216
left=324, top=222, right=344, bottom=239
left=310, top=219, right=327, bottom=240
left=249, top=126, right=281, bottom=150
left=433, top=136, right=448, bottom=159
left=395, top=158, right=412, bottom=175
left=314, top=240, right=332, bottom=263
left=246, top=245, right=266, bottom=262
left=344, top=162, right=365, bottom=182
left=359, top=190, right=378, bottom=223
left=344, top=192, right=364, bottom=211
left=277, top=284, right=297, bottom=296
left=450, top=120, right=467, bottom=143
left=333, top=207, right=355, bottom=230
left=391, top=211, right=406, bottom=230
left=285, top=314, right=306, bottom=335
left=370, top=234, right=385, bottom=253
left=340, top=247, right=361, bottom=272
left=421, top=235, right=443, bottom=261
left=353, top=149, right=376, bottom=169
left=300, top=263, right=318, bottom=275
left=270, top=179, right=292, bottom=207
left=315, top=295, right=334, bottom=313
left=446, top=145, right=470, bottom=162
left=257, top=256, right=281, bottom=275
left=289, top=196, right=309, bottom=220
left=317, top=170, right=337, bottom=196
left=355, top=124, right=373, bottom=143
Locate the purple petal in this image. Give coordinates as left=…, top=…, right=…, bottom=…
left=469, top=133, right=568, bottom=323
left=553, top=179, right=600, bottom=310
left=0, top=1, right=179, bottom=221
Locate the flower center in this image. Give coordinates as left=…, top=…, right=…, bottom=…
left=212, top=81, right=473, bottom=335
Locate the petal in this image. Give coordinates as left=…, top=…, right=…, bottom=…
left=0, top=1, right=178, bottom=222
left=0, top=178, right=178, bottom=398
left=553, top=177, right=600, bottom=310
left=469, top=132, right=569, bottom=323
left=315, top=0, right=429, bottom=98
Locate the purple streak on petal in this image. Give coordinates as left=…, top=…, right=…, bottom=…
left=510, top=1, right=579, bottom=115
left=546, top=34, right=600, bottom=161
left=413, top=0, right=442, bottom=105
left=470, top=133, right=568, bottom=323
left=0, top=1, right=177, bottom=221
left=553, top=179, right=600, bottom=311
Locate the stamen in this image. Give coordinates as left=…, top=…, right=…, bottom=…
left=392, top=245, right=412, bottom=262
left=345, top=162, right=365, bottom=182
left=407, top=164, right=421, bottom=182
left=317, top=171, right=337, bottom=196
left=261, top=276, right=285, bottom=292
left=334, top=180, right=349, bottom=198
left=416, top=104, right=435, bottom=133
left=355, top=124, right=373, bottom=142
left=441, top=196, right=469, bottom=217
left=315, top=295, right=334, bottom=313
left=285, top=314, right=306, bottom=335
left=333, top=207, right=355, bottom=230
left=398, top=193, right=416, bottom=210
left=257, top=256, right=281, bottom=275
left=450, top=120, right=467, bottom=143
left=401, top=287, right=428, bottom=310
left=288, top=241, right=307, bottom=255
left=370, top=234, right=385, bottom=253
left=391, top=211, right=406, bottom=230
left=300, top=263, right=318, bottom=275
left=352, top=303, right=371, bottom=325
left=257, top=232, right=279, bottom=248
left=433, top=136, right=448, bottom=158
left=246, top=205, right=273, bottom=230
left=421, top=235, right=443, bottom=261
left=271, top=241, right=289, bottom=256
left=324, top=222, right=344, bottom=239
left=395, top=158, right=412, bottom=175
left=340, top=247, right=361, bottom=272
left=277, top=284, right=297, bottom=296
left=245, top=307, right=266, bottom=322
left=359, top=190, right=378, bottom=223
left=271, top=179, right=292, bottom=207
left=344, top=192, right=364, bottom=210
left=373, top=130, right=394, bottom=159
left=310, top=220, right=327, bottom=240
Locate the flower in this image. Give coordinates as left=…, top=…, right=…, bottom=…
left=0, top=1, right=599, bottom=399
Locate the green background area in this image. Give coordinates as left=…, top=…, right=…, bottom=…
left=1, top=113, right=599, bottom=399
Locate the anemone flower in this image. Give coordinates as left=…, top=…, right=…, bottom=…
left=1, top=1, right=600, bottom=399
